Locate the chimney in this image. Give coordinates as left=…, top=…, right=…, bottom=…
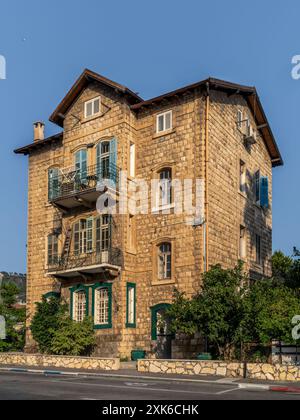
left=33, top=122, right=45, bottom=142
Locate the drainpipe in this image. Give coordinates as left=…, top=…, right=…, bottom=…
left=204, top=83, right=210, bottom=272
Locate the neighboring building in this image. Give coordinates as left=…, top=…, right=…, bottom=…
left=15, top=69, right=283, bottom=359
left=0, top=272, right=26, bottom=305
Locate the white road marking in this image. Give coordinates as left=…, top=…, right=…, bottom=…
left=216, top=387, right=241, bottom=395
left=45, top=378, right=223, bottom=396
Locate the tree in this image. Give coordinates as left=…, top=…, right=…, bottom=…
left=167, top=264, right=246, bottom=360
left=272, top=249, right=300, bottom=289
left=241, top=279, right=300, bottom=345
left=0, top=283, right=26, bottom=352
left=31, top=296, right=66, bottom=354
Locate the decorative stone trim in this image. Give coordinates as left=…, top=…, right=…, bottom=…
left=0, top=353, right=120, bottom=371
left=138, top=360, right=300, bottom=382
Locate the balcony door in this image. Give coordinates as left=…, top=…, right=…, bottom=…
left=96, top=139, right=117, bottom=184
left=75, top=149, right=87, bottom=184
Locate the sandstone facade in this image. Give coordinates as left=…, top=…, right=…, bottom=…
left=15, top=70, right=282, bottom=359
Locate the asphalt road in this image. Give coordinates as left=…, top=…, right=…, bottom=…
left=0, top=372, right=300, bottom=401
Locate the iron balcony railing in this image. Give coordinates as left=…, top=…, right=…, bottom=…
left=47, top=247, right=123, bottom=273
left=49, top=163, right=119, bottom=202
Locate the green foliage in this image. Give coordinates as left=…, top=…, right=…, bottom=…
left=167, top=261, right=300, bottom=360
left=167, top=264, right=246, bottom=359
left=272, top=249, right=300, bottom=289
left=30, top=297, right=95, bottom=356
left=0, top=283, right=26, bottom=352
left=50, top=316, right=96, bottom=356
left=241, top=279, right=300, bottom=345
left=30, top=297, right=67, bottom=354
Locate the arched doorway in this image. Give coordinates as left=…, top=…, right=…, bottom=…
left=151, top=304, right=173, bottom=359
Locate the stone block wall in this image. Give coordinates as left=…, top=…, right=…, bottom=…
left=138, top=360, right=300, bottom=382
left=0, top=353, right=120, bottom=371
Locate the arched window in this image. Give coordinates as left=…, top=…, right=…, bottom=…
left=158, top=242, right=172, bottom=280
left=73, top=290, right=87, bottom=322
left=96, top=139, right=117, bottom=182
left=48, top=168, right=60, bottom=201
left=94, top=287, right=109, bottom=325
left=159, top=168, right=172, bottom=206
left=92, top=283, right=112, bottom=329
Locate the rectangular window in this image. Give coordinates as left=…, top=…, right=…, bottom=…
left=157, top=111, right=173, bottom=133
left=84, top=97, right=101, bottom=118
left=255, top=234, right=262, bottom=265
left=101, top=215, right=110, bottom=251
left=237, top=110, right=243, bottom=130
left=126, top=283, right=136, bottom=328
left=129, top=143, right=136, bottom=178
left=239, top=226, right=247, bottom=260
left=240, top=161, right=246, bottom=194
left=48, top=234, right=58, bottom=266
left=255, top=170, right=261, bottom=204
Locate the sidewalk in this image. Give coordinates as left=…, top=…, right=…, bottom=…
left=1, top=364, right=300, bottom=393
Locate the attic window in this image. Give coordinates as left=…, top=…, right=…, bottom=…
left=84, top=97, right=101, bottom=118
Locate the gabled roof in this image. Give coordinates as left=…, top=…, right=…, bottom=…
left=14, top=132, right=63, bottom=155
left=17, top=70, right=283, bottom=166
left=49, top=68, right=143, bottom=127
left=131, top=77, right=283, bottom=167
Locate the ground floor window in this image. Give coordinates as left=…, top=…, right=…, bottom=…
left=92, top=283, right=112, bottom=329
left=70, top=285, right=89, bottom=322
left=126, top=283, right=136, bottom=328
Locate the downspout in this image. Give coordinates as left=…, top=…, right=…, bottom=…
left=204, top=83, right=210, bottom=272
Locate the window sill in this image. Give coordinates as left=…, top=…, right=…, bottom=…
left=126, top=249, right=137, bottom=256
left=82, top=113, right=102, bottom=124
left=126, top=323, right=136, bottom=329
left=152, top=203, right=175, bottom=214
left=153, top=129, right=176, bottom=139
left=152, top=279, right=175, bottom=287
left=94, top=324, right=112, bottom=330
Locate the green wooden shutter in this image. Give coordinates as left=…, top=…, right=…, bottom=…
left=109, top=138, right=117, bottom=183
left=74, top=222, right=80, bottom=255
left=48, top=168, right=59, bottom=200
left=86, top=217, right=94, bottom=253
left=96, top=143, right=102, bottom=180
left=260, top=177, right=269, bottom=208
left=75, top=150, right=87, bottom=183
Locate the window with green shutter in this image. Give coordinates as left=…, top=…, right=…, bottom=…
left=126, top=283, right=136, bottom=328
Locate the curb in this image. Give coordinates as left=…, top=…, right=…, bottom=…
left=0, top=366, right=272, bottom=391
left=270, top=386, right=300, bottom=394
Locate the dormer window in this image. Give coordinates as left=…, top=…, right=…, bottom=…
left=157, top=111, right=172, bottom=133
left=84, top=96, right=101, bottom=118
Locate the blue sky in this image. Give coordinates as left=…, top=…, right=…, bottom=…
left=0, top=0, right=299, bottom=273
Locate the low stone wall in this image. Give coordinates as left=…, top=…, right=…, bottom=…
left=138, top=360, right=300, bottom=382
left=0, top=353, right=120, bottom=371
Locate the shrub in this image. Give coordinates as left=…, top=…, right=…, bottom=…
left=50, top=316, right=96, bottom=356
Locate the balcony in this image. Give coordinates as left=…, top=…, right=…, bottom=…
left=49, top=163, right=119, bottom=210
left=47, top=247, right=122, bottom=279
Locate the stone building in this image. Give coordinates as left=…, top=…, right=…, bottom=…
left=15, top=69, right=283, bottom=359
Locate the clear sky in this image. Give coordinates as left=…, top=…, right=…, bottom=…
left=0, top=0, right=299, bottom=273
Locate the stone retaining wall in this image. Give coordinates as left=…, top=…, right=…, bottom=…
left=0, top=353, right=120, bottom=371
left=138, top=360, right=300, bottom=382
